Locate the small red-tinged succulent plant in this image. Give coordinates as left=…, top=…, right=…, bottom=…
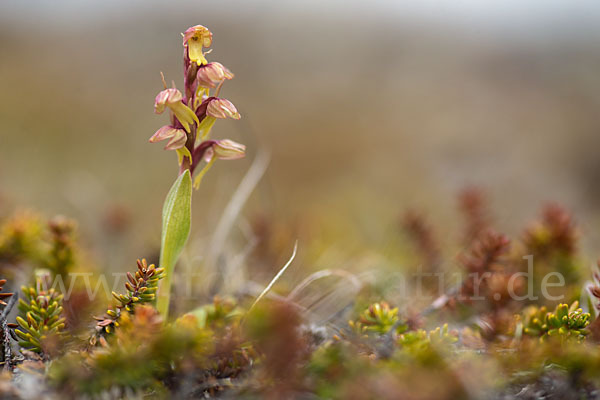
left=91, top=259, right=164, bottom=347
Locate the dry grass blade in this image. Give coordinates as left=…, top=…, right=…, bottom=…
left=287, top=269, right=361, bottom=301
left=248, top=241, right=297, bottom=314
left=208, top=149, right=270, bottom=274
left=287, top=269, right=362, bottom=327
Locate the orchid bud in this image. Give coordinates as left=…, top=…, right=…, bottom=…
left=183, top=25, right=213, bottom=65
left=207, top=139, right=246, bottom=161
left=206, top=98, right=241, bottom=120
left=154, top=88, right=199, bottom=133
left=196, top=62, right=234, bottom=89
left=148, top=125, right=187, bottom=150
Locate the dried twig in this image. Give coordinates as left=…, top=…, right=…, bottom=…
left=0, top=292, right=17, bottom=371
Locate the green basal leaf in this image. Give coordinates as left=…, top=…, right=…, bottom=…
left=156, top=169, right=192, bottom=318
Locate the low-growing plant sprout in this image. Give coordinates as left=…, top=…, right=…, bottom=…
left=149, top=25, right=246, bottom=318
left=518, top=301, right=590, bottom=342
left=91, top=259, right=165, bottom=347
left=15, top=272, right=65, bottom=355
left=349, top=302, right=407, bottom=336
left=398, top=324, right=458, bottom=350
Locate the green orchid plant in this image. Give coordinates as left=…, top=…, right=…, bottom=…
left=149, top=25, right=245, bottom=318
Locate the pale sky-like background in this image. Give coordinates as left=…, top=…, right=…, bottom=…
left=2, top=0, right=600, bottom=270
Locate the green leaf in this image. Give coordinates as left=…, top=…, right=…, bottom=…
left=156, top=170, right=192, bottom=318
left=188, top=307, right=208, bottom=329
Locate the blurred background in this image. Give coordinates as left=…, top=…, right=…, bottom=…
left=2, top=0, right=600, bottom=291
